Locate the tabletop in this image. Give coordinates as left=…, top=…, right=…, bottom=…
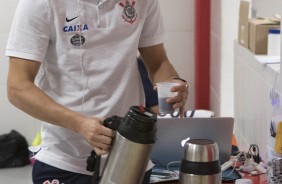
left=231, top=172, right=267, bottom=184
left=154, top=173, right=267, bottom=184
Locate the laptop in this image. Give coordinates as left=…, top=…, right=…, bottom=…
left=150, top=117, right=234, bottom=168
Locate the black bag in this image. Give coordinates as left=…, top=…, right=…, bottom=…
left=0, top=130, right=30, bottom=168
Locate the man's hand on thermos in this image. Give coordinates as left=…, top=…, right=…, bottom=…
left=78, top=117, right=114, bottom=155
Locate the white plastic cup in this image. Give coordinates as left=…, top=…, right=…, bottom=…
left=235, top=178, right=252, bottom=184
left=156, top=82, right=179, bottom=114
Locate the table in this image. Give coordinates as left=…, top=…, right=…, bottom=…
left=154, top=173, right=267, bottom=184
left=228, top=173, right=267, bottom=184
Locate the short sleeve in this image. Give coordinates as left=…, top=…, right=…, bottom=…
left=138, top=0, right=165, bottom=48
left=5, top=0, right=51, bottom=62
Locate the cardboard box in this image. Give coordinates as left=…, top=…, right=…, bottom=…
left=249, top=19, right=280, bottom=55
left=238, top=0, right=249, bottom=48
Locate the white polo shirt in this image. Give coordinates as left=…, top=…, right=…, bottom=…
left=6, top=0, right=165, bottom=175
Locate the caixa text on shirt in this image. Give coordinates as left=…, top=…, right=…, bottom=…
left=63, top=24, right=89, bottom=32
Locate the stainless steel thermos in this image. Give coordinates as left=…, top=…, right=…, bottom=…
left=179, top=139, right=222, bottom=184
left=87, top=106, right=157, bottom=184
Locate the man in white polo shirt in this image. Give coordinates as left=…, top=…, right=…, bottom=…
left=6, top=0, right=189, bottom=183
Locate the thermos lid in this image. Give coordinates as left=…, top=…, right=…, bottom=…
left=118, top=106, right=157, bottom=144
left=182, top=139, right=219, bottom=162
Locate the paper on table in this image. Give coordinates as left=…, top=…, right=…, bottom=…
left=255, top=55, right=280, bottom=65
left=150, top=168, right=179, bottom=183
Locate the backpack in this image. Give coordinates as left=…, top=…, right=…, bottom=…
left=0, top=130, right=30, bottom=168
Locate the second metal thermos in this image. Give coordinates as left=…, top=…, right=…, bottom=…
left=179, top=139, right=222, bottom=184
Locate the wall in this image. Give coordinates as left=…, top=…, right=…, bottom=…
left=210, top=0, right=239, bottom=117
left=233, top=0, right=282, bottom=158
left=234, top=43, right=280, bottom=160
left=252, top=0, right=282, bottom=18
left=210, top=0, right=282, bottom=156
left=0, top=0, right=195, bottom=144
left=159, top=0, right=195, bottom=111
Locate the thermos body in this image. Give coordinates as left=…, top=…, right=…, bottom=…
left=99, top=132, right=153, bottom=184
left=179, top=173, right=222, bottom=184
left=88, top=106, right=157, bottom=184
left=179, top=139, right=222, bottom=184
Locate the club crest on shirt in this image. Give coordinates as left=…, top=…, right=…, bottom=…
left=119, top=0, right=138, bottom=24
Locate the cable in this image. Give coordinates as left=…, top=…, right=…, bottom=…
left=76, top=0, right=84, bottom=15
left=248, top=144, right=261, bottom=164
left=223, top=151, right=246, bottom=177
left=151, top=159, right=168, bottom=171
left=151, top=159, right=179, bottom=178
left=167, top=161, right=180, bottom=176
left=270, top=69, right=280, bottom=108
left=76, top=0, right=86, bottom=113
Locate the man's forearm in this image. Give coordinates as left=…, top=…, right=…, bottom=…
left=7, top=57, right=84, bottom=133
left=8, top=82, right=84, bottom=132
left=149, top=60, right=179, bottom=85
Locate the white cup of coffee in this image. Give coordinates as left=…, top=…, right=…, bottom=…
left=156, top=82, right=179, bottom=114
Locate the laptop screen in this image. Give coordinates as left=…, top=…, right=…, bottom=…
left=150, top=117, right=234, bottom=168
